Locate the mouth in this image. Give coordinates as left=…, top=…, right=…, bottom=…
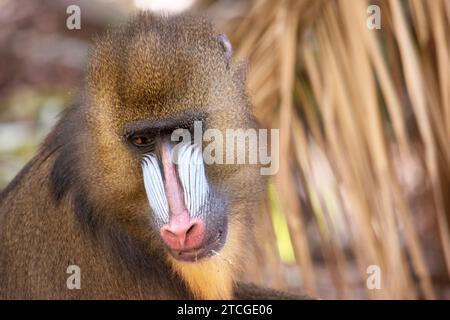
left=169, top=231, right=226, bottom=262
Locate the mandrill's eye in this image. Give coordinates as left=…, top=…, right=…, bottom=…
left=130, top=134, right=154, bottom=150
left=133, top=136, right=146, bottom=146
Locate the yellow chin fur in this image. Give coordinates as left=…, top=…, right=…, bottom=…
left=168, top=223, right=242, bottom=299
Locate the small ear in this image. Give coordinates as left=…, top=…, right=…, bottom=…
left=218, top=33, right=233, bottom=69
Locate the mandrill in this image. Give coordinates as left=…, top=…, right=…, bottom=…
left=0, top=12, right=299, bottom=299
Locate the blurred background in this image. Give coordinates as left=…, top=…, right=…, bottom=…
left=1, top=0, right=450, bottom=299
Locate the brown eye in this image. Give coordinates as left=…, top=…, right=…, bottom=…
left=131, top=135, right=151, bottom=147
left=133, top=136, right=143, bottom=145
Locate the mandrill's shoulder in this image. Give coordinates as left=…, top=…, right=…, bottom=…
left=233, top=282, right=314, bottom=300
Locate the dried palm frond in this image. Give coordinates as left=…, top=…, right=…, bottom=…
left=213, top=0, right=450, bottom=299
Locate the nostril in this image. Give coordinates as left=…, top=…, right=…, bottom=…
left=186, top=222, right=197, bottom=235
left=161, top=228, right=182, bottom=245
left=184, top=219, right=205, bottom=247
left=165, top=229, right=177, bottom=237
left=160, top=218, right=205, bottom=250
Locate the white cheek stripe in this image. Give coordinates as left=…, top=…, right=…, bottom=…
left=142, top=154, right=169, bottom=224
left=141, top=143, right=210, bottom=224
left=177, top=143, right=210, bottom=219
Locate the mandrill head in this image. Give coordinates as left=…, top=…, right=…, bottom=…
left=50, top=12, right=265, bottom=282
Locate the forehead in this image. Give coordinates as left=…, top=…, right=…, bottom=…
left=88, top=13, right=229, bottom=121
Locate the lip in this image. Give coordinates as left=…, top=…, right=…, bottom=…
left=169, top=233, right=225, bottom=262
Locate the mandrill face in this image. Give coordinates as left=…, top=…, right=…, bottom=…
left=78, top=13, right=265, bottom=265
left=127, top=123, right=229, bottom=262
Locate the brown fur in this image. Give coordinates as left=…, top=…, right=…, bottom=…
left=169, top=220, right=245, bottom=299
left=0, top=12, right=296, bottom=300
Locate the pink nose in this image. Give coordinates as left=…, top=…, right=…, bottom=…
left=160, top=218, right=205, bottom=251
